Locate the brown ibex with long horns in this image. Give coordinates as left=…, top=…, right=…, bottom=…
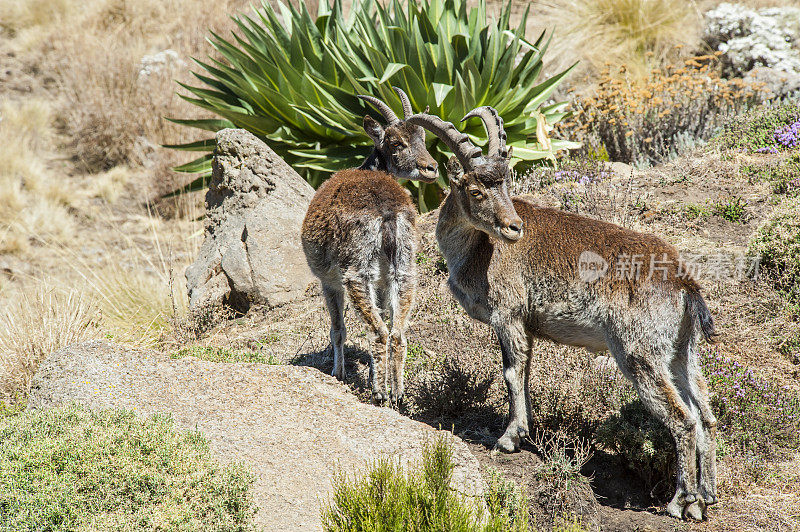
left=407, top=107, right=718, bottom=520
left=301, top=88, right=437, bottom=405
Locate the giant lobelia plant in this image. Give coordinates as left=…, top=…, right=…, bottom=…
left=169, top=0, right=578, bottom=211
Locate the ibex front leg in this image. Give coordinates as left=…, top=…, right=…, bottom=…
left=494, top=319, right=532, bottom=453
left=344, top=274, right=389, bottom=404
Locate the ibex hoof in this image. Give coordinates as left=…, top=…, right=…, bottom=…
left=493, top=433, right=520, bottom=454
left=683, top=500, right=706, bottom=521
left=700, top=487, right=718, bottom=506
left=331, top=367, right=346, bottom=381
left=390, top=393, right=404, bottom=409
left=372, top=391, right=388, bottom=405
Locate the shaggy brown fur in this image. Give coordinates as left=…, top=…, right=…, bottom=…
left=301, top=89, right=435, bottom=404
left=409, top=108, right=718, bottom=521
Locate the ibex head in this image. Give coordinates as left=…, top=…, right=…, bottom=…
left=407, top=107, right=523, bottom=242
left=357, top=88, right=438, bottom=183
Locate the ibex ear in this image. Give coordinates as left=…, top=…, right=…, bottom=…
left=445, top=156, right=463, bottom=186
left=363, top=115, right=384, bottom=145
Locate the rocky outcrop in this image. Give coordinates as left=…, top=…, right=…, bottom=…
left=186, top=128, right=317, bottom=312
left=28, top=342, right=485, bottom=531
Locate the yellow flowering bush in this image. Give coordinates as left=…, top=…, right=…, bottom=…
left=561, top=54, right=766, bottom=165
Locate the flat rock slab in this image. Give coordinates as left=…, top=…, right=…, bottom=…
left=28, top=341, right=484, bottom=531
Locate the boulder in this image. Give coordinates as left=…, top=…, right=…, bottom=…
left=28, top=342, right=486, bottom=531
left=186, top=128, right=317, bottom=312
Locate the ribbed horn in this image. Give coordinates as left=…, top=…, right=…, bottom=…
left=406, top=113, right=482, bottom=170
left=392, top=86, right=413, bottom=119
left=461, top=106, right=507, bottom=158
left=357, top=94, right=399, bottom=124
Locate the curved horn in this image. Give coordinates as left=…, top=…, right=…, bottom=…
left=392, top=86, right=413, bottom=119
left=406, top=113, right=482, bottom=170
left=357, top=94, right=399, bottom=125
left=461, top=106, right=507, bottom=158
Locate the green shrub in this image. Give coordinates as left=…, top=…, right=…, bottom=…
left=749, top=196, right=800, bottom=303
left=171, top=0, right=577, bottom=211
left=711, top=195, right=750, bottom=223
left=595, top=400, right=675, bottom=498
left=714, top=103, right=800, bottom=153
left=0, top=404, right=256, bottom=531
left=771, top=152, right=800, bottom=196
left=699, top=345, right=800, bottom=456
left=321, top=436, right=528, bottom=532
left=684, top=203, right=710, bottom=220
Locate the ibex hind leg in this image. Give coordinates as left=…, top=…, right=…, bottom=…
left=322, top=284, right=347, bottom=381
left=610, top=334, right=702, bottom=520
left=672, top=318, right=717, bottom=516
left=686, top=340, right=718, bottom=509
left=387, top=274, right=416, bottom=407
left=344, top=274, right=389, bottom=404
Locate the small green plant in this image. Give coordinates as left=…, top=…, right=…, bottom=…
left=0, top=404, right=256, bottom=530
left=171, top=0, right=577, bottom=211
left=683, top=202, right=710, bottom=220
left=530, top=431, right=594, bottom=520
left=741, top=155, right=800, bottom=196
left=749, top=196, right=800, bottom=303
left=771, top=153, right=800, bottom=196
left=553, top=514, right=588, bottom=532
left=0, top=399, right=25, bottom=419
left=171, top=345, right=280, bottom=364
left=714, top=103, right=800, bottom=153
left=321, top=436, right=528, bottom=531
left=711, top=195, right=750, bottom=223
left=778, top=333, right=800, bottom=365
left=483, top=469, right=529, bottom=532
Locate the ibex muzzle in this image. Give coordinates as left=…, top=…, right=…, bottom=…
left=359, top=88, right=439, bottom=183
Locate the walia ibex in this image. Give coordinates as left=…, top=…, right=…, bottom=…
left=407, top=108, right=718, bottom=520
left=301, top=88, right=437, bottom=404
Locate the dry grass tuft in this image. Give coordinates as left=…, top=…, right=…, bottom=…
left=0, top=98, right=75, bottom=254
left=3, top=0, right=252, bottom=198
left=0, top=286, right=99, bottom=402
left=538, top=0, right=701, bottom=78
left=0, top=0, right=75, bottom=38
left=92, top=166, right=135, bottom=203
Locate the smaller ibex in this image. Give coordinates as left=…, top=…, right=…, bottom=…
left=301, top=88, right=437, bottom=404
left=407, top=108, right=718, bottom=520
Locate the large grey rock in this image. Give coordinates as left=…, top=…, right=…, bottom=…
left=28, top=342, right=485, bottom=531
left=186, top=128, right=316, bottom=312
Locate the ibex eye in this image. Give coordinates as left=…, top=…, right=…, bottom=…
left=391, top=142, right=403, bottom=149
left=470, top=190, right=483, bottom=198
